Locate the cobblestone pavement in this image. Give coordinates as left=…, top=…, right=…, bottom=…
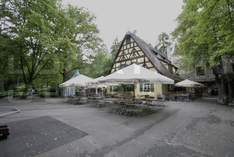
left=0, top=98, right=234, bottom=157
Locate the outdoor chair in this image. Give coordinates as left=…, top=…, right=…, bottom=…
left=175, top=93, right=191, bottom=102
left=95, top=97, right=115, bottom=108
left=75, top=96, right=88, bottom=104
left=96, top=101, right=106, bottom=108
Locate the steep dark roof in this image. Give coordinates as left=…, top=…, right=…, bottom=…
left=126, top=32, right=181, bottom=81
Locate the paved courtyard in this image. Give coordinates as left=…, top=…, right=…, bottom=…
left=0, top=98, right=234, bottom=157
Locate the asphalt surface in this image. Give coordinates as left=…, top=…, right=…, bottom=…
left=0, top=116, right=87, bottom=157
left=0, top=107, right=16, bottom=114
left=0, top=97, right=234, bottom=157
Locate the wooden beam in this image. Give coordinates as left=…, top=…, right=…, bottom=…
left=114, top=55, right=145, bottom=63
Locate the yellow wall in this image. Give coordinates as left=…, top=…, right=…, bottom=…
left=134, top=83, right=164, bottom=99
left=107, top=86, right=134, bottom=97
left=106, top=83, right=165, bottom=99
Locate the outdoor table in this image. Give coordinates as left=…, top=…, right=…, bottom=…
left=175, top=93, right=191, bottom=101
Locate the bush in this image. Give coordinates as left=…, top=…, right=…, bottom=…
left=10, top=85, right=29, bottom=98
left=37, top=86, right=59, bottom=98
left=0, top=91, right=8, bottom=98
left=0, top=90, right=27, bottom=98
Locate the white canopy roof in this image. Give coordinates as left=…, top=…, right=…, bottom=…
left=93, top=76, right=105, bottom=82
left=60, top=74, right=94, bottom=87
left=100, top=64, right=174, bottom=84
left=175, top=79, right=205, bottom=88
left=87, top=76, right=120, bottom=88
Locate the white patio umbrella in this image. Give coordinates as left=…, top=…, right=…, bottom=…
left=60, top=74, right=94, bottom=87
left=175, top=79, right=205, bottom=88
left=99, top=64, right=174, bottom=84
left=88, top=76, right=120, bottom=88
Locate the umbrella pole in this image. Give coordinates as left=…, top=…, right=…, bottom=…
left=133, top=83, right=136, bottom=100
left=133, top=81, right=137, bottom=101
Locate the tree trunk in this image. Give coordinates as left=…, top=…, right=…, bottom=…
left=62, top=68, right=67, bottom=82
left=216, top=76, right=227, bottom=105
left=227, top=76, right=233, bottom=104
left=22, top=77, right=34, bottom=98
left=0, top=80, right=4, bottom=91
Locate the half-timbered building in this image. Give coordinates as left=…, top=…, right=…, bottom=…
left=109, top=32, right=180, bottom=99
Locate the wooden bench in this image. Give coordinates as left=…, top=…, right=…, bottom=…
left=0, top=125, right=9, bottom=140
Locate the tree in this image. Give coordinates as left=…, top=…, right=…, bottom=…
left=155, top=32, right=172, bottom=57
left=0, top=0, right=102, bottom=93
left=110, top=38, right=121, bottom=58
left=59, top=5, right=103, bottom=81
left=0, top=0, right=72, bottom=91
left=0, top=33, right=19, bottom=91
left=173, top=0, right=234, bottom=104
left=81, top=49, right=112, bottom=78
left=173, top=0, right=234, bottom=70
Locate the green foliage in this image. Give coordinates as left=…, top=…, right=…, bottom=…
left=0, top=0, right=103, bottom=94
left=81, top=50, right=112, bottom=78
left=0, top=91, right=8, bottom=98
left=173, top=0, right=234, bottom=71
left=59, top=5, right=103, bottom=80
left=155, top=32, right=172, bottom=56
left=110, top=38, right=121, bottom=58
left=1, top=0, right=74, bottom=90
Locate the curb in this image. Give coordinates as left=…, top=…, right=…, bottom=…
left=0, top=108, right=20, bottom=118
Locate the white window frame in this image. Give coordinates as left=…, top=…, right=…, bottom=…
left=140, top=83, right=154, bottom=92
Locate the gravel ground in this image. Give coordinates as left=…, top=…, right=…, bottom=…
left=0, top=97, right=234, bottom=157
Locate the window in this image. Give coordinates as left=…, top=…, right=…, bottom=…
left=130, top=48, right=138, bottom=58
left=140, top=83, right=154, bottom=92
left=110, top=86, right=121, bottom=92
left=196, top=66, right=205, bottom=76
left=123, top=84, right=134, bottom=92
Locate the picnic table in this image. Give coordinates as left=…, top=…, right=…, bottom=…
left=169, top=93, right=191, bottom=101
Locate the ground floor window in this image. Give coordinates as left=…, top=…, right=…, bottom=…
left=110, top=84, right=134, bottom=92
left=122, top=84, right=134, bottom=92
left=110, top=86, right=120, bottom=92
left=140, top=83, right=154, bottom=92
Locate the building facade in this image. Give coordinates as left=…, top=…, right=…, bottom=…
left=108, top=32, right=180, bottom=99
left=185, top=64, right=217, bottom=96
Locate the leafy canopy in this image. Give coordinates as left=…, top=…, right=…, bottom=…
left=0, top=0, right=103, bottom=91
left=173, top=0, right=234, bottom=71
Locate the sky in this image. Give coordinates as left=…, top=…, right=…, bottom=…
left=62, top=0, right=184, bottom=50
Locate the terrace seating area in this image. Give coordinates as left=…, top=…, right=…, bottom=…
left=60, top=64, right=207, bottom=117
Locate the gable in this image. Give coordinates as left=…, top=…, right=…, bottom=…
left=111, top=35, right=155, bottom=73
left=110, top=33, right=181, bottom=81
